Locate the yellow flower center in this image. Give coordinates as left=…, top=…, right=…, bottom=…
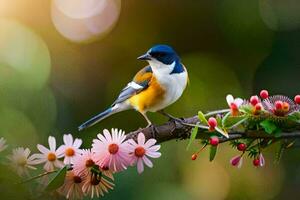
left=65, top=147, right=75, bottom=157
left=47, top=152, right=56, bottom=161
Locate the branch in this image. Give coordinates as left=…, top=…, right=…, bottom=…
left=125, top=110, right=300, bottom=144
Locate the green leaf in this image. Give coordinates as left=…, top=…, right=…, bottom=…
left=260, top=120, right=277, bottom=134
left=221, top=112, right=231, bottom=127
left=45, top=166, right=67, bottom=191
left=186, top=126, right=199, bottom=150
left=215, top=127, right=229, bottom=138
left=223, top=115, right=248, bottom=128
left=287, top=112, right=300, bottom=123
left=275, top=142, right=285, bottom=164
left=209, top=146, right=217, bottom=161
left=198, top=111, right=208, bottom=124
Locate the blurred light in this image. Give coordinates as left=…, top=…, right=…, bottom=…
left=0, top=107, right=39, bottom=149
left=217, top=0, right=273, bottom=51
left=54, top=0, right=108, bottom=19
left=182, top=158, right=230, bottom=199
left=51, top=0, right=121, bottom=43
left=0, top=19, right=51, bottom=90
left=259, top=0, right=300, bottom=31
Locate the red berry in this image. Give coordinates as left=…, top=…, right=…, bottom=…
left=260, top=90, right=269, bottom=99
left=294, top=95, right=300, bottom=104
left=275, top=101, right=283, bottom=110
left=208, top=117, right=217, bottom=129
left=253, top=158, right=260, bottom=166
left=237, top=143, right=247, bottom=151
left=209, top=137, right=219, bottom=146
left=255, top=103, right=262, bottom=111
left=250, top=95, right=259, bottom=106
left=191, top=154, right=197, bottom=160
left=282, top=102, right=290, bottom=112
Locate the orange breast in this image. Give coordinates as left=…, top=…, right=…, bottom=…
left=129, top=76, right=165, bottom=112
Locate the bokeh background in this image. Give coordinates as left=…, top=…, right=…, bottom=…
left=1, top=0, right=300, bottom=199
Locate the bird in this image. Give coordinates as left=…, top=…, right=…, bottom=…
left=78, top=44, right=188, bottom=131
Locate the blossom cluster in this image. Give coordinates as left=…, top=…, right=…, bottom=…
left=0, top=129, right=161, bottom=199
left=190, top=90, right=300, bottom=169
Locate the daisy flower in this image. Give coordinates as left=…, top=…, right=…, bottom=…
left=92, top=129, right=130, bottom=172
left=226, top=94, right=244, bottom=116
left=7, top=147, right=37, bottom=176
left=82, top=172, right=114, bottom=198
left=0, top=137, right=8, bottom=152
left=31, top=136, right=64, bottom=171
left=127, top=132, right=161, bottom=174
left=57, top=134, right=82, bottom=165
left=57, top=170, right=84, bottom=200
left=262, top=95, right=299, bottom=117
left=230, top=155, right=243, bottom=168
left=73, top=149, right=114, bottom=180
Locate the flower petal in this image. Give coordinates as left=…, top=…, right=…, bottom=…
left=73, top=138, right=82, bottom=148
left=226, top=94, right=234, bottom=106
left=144, top=139, right=157, bottom=148
left=137, top=159, right=144, bottom=174
left=234, top=98, right=244, bottom=107
left=137, top=133, right=145, bottom=145
left=48, top=136, right=56, bottom=152
left=37, top=144, right=49, bottom=154
left=146, top=151, right=161, bottom=158
left=63, top=134, right=73, bottom=146
left=142, top=156, right=153, bottom=168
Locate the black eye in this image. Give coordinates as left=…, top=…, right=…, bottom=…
left=150, top=52, right=166, bottom=58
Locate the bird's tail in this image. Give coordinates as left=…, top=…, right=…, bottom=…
left=78, top=103, right=130, bottom=131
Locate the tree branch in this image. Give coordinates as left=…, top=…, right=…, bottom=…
left=125, top=111, right=300, bottom=144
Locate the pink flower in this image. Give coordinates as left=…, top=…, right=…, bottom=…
left=262, top=95, right=299, bottom=116
left=82, top=172, right=114, bottom=198
left=259, top=153, right=265, bottom=167
left=92, top=129, right=130, bottom=172
left=226, top=94, right=243, bottom=115
left=57, top=170, right=84, bottom=200
left=57, top=134, right=82, bottom=165
left=31, top=136, right=64, bottom=171
left=230, top=155, right=243, bottom=168
left=127, top=133, right=161, bottom=174
left=73, top=149, right=95, bottom=176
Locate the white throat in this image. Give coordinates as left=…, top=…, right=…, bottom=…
left=148, top=60, right=175, bottom=76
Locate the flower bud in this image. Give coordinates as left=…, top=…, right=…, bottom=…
left=209, top=137, right=219, bottom=146
left=250, top=95, right=259, bottom=106
left=294, top=95, right=300, bottom=104
left=208, top=117, right=217, bottom=130
left=260, top=90, right=269, bottom=99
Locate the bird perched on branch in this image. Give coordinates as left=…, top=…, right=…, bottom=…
left=78, top=44, right=188, bottom=131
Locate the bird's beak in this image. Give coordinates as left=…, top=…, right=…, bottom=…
left=137, top=53, right=151, bottom=61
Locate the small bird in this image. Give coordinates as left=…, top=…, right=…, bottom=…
left=78, top=44, right=188, bottom=131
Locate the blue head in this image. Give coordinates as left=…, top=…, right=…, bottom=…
left=137, top=44, right=180, bottom=65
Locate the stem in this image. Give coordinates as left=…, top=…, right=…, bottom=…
left=19, top=170, right=58, bottom=184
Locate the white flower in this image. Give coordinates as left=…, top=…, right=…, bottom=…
left=0, top=137, right=8, bottom=152
left=31, top=136, right=64, bottom=171
left=7, top=147, right=37, bottom=176
left=57, top=134, right=82, bottom=165
left=226, top=94, right=243, bottom=108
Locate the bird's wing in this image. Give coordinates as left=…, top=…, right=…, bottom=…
left=112, top=66, right=153, bottom=105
